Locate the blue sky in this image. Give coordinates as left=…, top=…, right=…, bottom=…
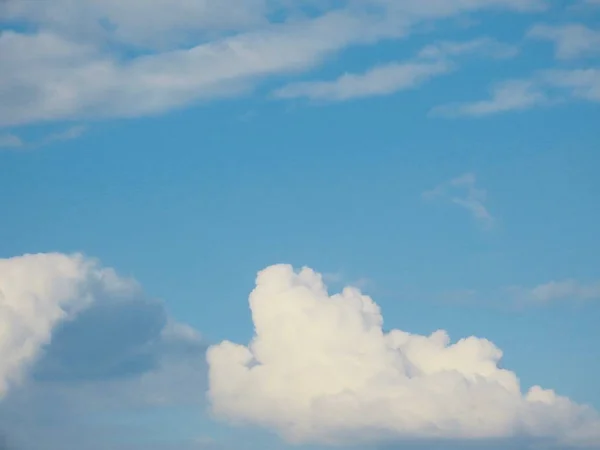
left=0, top=1, right=599, bottom=449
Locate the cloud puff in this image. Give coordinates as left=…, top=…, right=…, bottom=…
left=207, top=264, right=600, bottom=447
left=0, top=252, right=207, bottom=450
left=0, top=252, right=205, bottom=394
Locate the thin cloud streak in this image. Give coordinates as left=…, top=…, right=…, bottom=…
left=423, top=173, right=495, bottom=227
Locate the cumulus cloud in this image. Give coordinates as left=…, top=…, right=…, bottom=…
left=0, top=0, right=545, bottom=127
left=528, top=24, right=600, bottom=60
left=0, top=252, right=138, bottom=397
left=422, top=173, right=494, bottom=226
left=207, top=265, right=600, bottom=447
left=0, top=251, right=205, bottom=400
left=0, top=252, right=207, bottom=450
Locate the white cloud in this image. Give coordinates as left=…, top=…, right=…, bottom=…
left=422, top=173, right=494, bottom=226
left=430, top=80, right=548, bottom=117
left=528, top=24, right=600, bottom=60
left=273, top=60, right=452, bottom=102
left=0, top=12, right=399, bottom=127
left=0, top=253, right=136, bottom=398
left=0, top=0, right=546, bottom=127
left=207, top=264, right=600, bottom=447
left=0, top=252, right=208, bottom=450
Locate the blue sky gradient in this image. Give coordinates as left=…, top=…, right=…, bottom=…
left=0, top=1, right=599, bottom=449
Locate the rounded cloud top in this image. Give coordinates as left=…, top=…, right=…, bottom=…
left=207, top=264, right=600, bottom=447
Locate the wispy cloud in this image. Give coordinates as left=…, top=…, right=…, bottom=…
left=511, top=279, right=600, bottom=303
left=273, top=36, right=519, bottom=104
left=430, top=80, right=548, bottom=117
left=0, top=125, right=86, bottom=151
left=0, top=134, right=24, bottom=150
left=0, top=0, right=544, bottom=127
left=431, top=66, right=600, bottom=117
left=423, top=173, right=494, bottom=227
left=541, top=68, right=600, bottom=102
left=527, top=23, right=600, bottom=60
left=322, top=271, right=371, bottom=290
left=273, top=60, right=452, bottom=102
left=417, top=37, right=519, bottom=60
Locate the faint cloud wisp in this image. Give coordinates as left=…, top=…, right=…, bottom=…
left=422, top=173, right=494, bottom=228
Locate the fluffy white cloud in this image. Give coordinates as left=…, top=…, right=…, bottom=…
left=207, top=264, right=600, bottom=447
left=0, top=253, right=137, bottom=397
left=528, top=24, right=600, bottom=60
left=0, top=0, right=545, bottom=127
left=0, top=252, right=208, bottom=450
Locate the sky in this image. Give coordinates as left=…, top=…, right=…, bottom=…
left=0, top=0, right=600, bottom=449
